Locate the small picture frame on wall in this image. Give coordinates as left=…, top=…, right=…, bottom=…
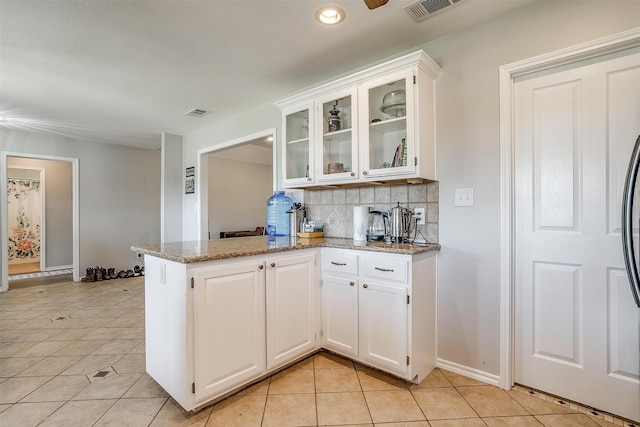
left=185, top=166, right=195, bottom=194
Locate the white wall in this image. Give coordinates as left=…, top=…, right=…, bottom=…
left=182, top=1, right=640, bottom=378
left=1, top=129, right=161, bottom=277
left=8, top=158, right=73, bottom=268
left=161, top=133, right=183, bottom=243
left=208, top=156, right=272, bottom=238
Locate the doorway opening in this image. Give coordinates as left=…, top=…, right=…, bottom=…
left=1, top=152, right=79, bottom=292
left=7, top=165, right=45, bottom=276
left=196, top=129, right=277, bottom=240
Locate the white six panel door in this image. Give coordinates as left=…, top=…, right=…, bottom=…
left=514, top=49, right=640, bottom=422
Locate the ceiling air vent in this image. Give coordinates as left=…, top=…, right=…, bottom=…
left=404, top=0, right=466, bottom=23
left=184, top=108, right=211, bottom=118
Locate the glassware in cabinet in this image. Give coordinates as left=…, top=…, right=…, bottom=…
left=360, top=72, right=415, bottom=178
left=318, top=91, right=358, bottom=182
left=283, top=105, right=314, bottom=184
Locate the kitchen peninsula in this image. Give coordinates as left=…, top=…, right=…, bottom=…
left=132, top=236, right=439, bottom=411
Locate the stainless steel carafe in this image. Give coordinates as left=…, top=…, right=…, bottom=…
left=288, top=204, right=306, bottom=236
left=389, top=202, right=414, bottom=243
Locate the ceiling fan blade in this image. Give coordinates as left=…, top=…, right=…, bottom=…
left=363, top=0, right=389, bottom=10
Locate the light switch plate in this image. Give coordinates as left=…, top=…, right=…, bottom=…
left=455, top=188, right=474, bottom=207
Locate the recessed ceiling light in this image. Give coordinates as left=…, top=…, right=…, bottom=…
left=315, top=6, right=346, bottom=25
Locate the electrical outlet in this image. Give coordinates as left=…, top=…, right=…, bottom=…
left=414, top=208, right=425, bottom=225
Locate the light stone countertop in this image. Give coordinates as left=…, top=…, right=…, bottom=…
left=131, top=235, right=440, bottom=264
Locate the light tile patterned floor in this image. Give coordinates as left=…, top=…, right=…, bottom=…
left=0, top=276, right=636, bottom=426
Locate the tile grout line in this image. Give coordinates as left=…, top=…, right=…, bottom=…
left=407, top=376, right=431, bottom=424
left=353, top=361, right=375, bottom=426
left=450, top=383, right=486, bottom=424
left=312, top=357, right=318, bottom=427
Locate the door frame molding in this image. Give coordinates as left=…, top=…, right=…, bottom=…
left=498, top=27, right=640, bottom=389
left=196, top=128, right=277, bottom=240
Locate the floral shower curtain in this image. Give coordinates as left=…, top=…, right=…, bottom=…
left=7, top=178, right=41, bottom=261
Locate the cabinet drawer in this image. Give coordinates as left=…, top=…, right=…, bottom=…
left=322, top=251, right=358, bottom=276
left=362, top=257, right=408, bottom=284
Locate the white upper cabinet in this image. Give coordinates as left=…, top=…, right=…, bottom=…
left=276, top=50, right=441, bottom=188
left=359, top=69, right=415, bottom=179
left=282, top=101, right=314, bottom=186
left=317, top=88, right=359, bottom=183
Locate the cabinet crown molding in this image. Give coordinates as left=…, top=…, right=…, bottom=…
left=275, top=50, right=441, bottom=110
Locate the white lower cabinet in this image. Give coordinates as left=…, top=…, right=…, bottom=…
left=145, top=247, right=435, bottom=412
left=193, top=260, right=266, bottom=403
left=144, top=251, right=320, bottom=412
left=322, top=275, right=359, bottom=357
left=266, top=252, right=317, bottom=370
left=359, top=281, right=408, bottom=375
left=321, top=248, right=436, bottom=383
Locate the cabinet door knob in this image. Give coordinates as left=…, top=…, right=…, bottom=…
left=363, top=171, right=368, bottom=176
left=350, top=281, right=355, bottom=286
left=259, top=265, right=264, bottom=270
left=363, top=284, right=368, bottom=288
left=307, top=177, right=312, bottom=182
left=271, top=263, right=276, bottom=267
left=350, top=172, right=355, bottom=177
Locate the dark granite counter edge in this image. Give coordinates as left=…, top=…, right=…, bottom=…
left=132, top=237, right=440, bottom=264
left=133, top=244, right=313, bottom=264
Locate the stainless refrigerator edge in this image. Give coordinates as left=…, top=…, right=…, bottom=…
left=622, top=134, right=640, bottom=308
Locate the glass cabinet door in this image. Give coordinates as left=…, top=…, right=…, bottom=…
left=360, top=70, right=415, bottom=178
left=283, top=103, right=314, bottom=185
left=317, top=89, right=358, bottom=182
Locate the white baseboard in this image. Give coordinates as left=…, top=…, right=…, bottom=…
left=437, top=358, right=501, bottom=388
left=45, top=265, right=73, bottom=272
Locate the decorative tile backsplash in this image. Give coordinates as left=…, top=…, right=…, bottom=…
left=304, top=182, right=439, bottom=243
